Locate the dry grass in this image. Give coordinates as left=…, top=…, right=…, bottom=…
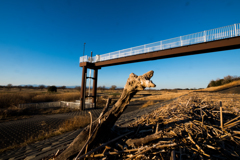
left=56, top=115, right=90, bottom=134
left=32, top=92, right=81, bottom=102
left=0, top=115, right=90, bottom=153
left=0, top=88, right=79, bottom=93
left=133, top=90, right=191, bottom=102
left=198, top=79, right=240, bottom=92
left=141, top=101, right=157, bottom=108
left=0, top=92, right=80, bottom=108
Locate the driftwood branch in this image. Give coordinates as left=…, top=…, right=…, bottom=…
left=56, top=71, right=156, bottom=160
left=126, top=131, right=162, bottom=147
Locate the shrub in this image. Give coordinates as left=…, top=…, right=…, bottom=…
left=207, top=75, right=240, bottom=88
left=215, top=79, right=223, bottom=86
left=48, top=86, right=57, bottom=92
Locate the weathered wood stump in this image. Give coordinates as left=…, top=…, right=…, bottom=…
left=56, top=70, right=156, bottom=160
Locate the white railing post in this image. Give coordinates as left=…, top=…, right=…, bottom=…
left=234, top=24, right=237, bottom=36
left=119, top=51, right=120, bottom=58
left=160, top=41, right=162, bottom=50
left=180, top=36, right=183, bottom=46
left=204, top=31, right=206, bottom=42
left=144, top=45, right=146, bottom=53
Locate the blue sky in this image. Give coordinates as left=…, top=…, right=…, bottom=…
left=0, top=0, right=239, bottom=89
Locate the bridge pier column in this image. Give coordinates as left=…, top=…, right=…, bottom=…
left=80, top=66, right=87, bottom=111
left=92, top=68, right=98, bottom=108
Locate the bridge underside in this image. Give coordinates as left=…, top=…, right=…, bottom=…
left=79, top=36, right=240, bottom=110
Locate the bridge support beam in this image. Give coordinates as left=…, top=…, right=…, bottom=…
left=80, top=66, right=87, bottom=111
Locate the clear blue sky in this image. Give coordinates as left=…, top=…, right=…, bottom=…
left=0, top=0, right=239, bottom=89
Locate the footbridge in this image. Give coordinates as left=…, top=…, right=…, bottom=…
left=79, top=23, right=240, bottom=110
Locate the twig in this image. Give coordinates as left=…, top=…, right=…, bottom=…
left=224, top=119, right=240, bottom=129
left=55, top=149, right=60, bottom=157
left=212, top=111, right=233, bottom=113
left=202, top=144, right=220, bottom=150
left=220, top=102, right=223, bottom=130
left=126, top=131, right=162, bottom=147
left=156, top=123, right=159, bottom=133
left=85, top=111, right=92, bottom=154
left=98, top=98, right=111, bottom=119
left=233, top=131, right=240, bottom=134
left=187, top=133, right=210, bottom=157
left=186, top=98, right=191, bottom=107
left=78, top=131, right=134, bottom=159
left=126, top=142, right=177, bottom=160
left=87, top=148, right=140, bottom=158
left=139, top=129, right=152, bottom=134
left=224, top=115, right=240, bottom=126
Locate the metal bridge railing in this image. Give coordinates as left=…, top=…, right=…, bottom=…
left=79, top=23, right=240, bottom=63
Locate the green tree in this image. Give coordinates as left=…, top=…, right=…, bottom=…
left=215, top=79, right=223, bottom=86
left=39, top=85, right=45, bottom=90
left=110, top=85, right=117, bottom=90
left=207, top=80, right=215, bottom=88
left=48, top=86, right=57, bottom=92
left=7, top=84, right=12, bottom=91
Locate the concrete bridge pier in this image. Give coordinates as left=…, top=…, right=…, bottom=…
left=80, top=62, right=100, bottom=111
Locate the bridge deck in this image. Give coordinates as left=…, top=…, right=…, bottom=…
left=80, top=23, right=240, bottom=68
left=80, top=36, right=240, bottom=68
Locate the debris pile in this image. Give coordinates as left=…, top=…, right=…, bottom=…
left=80, top=94, right=240, bottom=159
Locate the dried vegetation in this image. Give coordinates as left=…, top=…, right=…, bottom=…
left=141, top=101, right=158, bottom=109
left=78, top=92, right=240, bottom=159
left=0, top=92, right=80, bottom=108
left=133, top=90, right=191, bottom=102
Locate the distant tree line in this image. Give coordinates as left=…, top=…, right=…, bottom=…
left=207, top=75, right=240, bottom=88
left=0, top=84, right=67, bottom=91
left=97, top=85, right=123, bottom=90
left=74, top=85, right=121, bottom=91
